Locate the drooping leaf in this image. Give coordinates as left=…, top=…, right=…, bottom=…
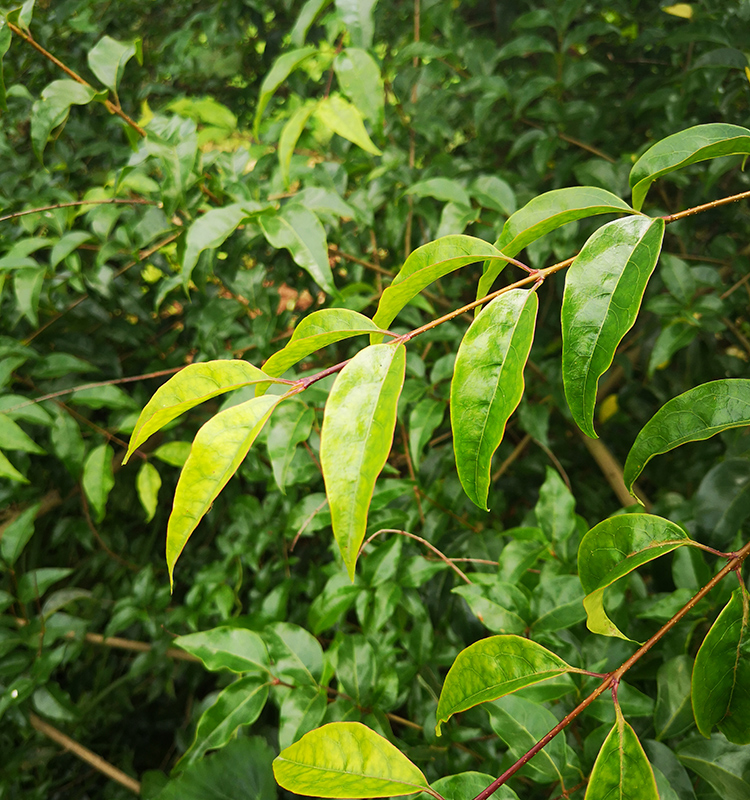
left=166, top=394, right=283, bottom=584
left=477, top=187, right=634, bottom=299
left=435, top=635, right=577, bottom=734
left=254, top=46, right=317, bottom=137
left=578, top=514, right=693, bottom=640
left=319, top=343, right=406, bottom=579
left=31, top=80, right=100, bottom=162
left=535, top=465, right=576, bottom=543
left=279, top=102, right=318, bottom=188
left=408, top=397, right=445, bottom=468
left=692, top=586, right=750, bottom=744
left=49, top=231, right=93, bottom=269
left=585, top=709, right=658, bottom=800
left=451, top=289, right=538, bottom=509
left=136, top=461, right=161, bottom=522
left=334, top=0, right=378, bottom=49
left=125, top=360, right=280, bottom=463
left=174, top=626, right=270, bottom=674
left=13, top=267, right=46, bottom=326
left=452, top=583, right=527, bottom=634
left=694, top=459, right=750, bottom=547
left=87, top=35, right=142, bottom=94
left=273, top=722, right=431, bottom=798
left=314, top=95, right=382, bottom=156
left=264, top=622, right=325, bottom=686
left=372, top=235, right=505, bottom=336
left=630, top=123, right=750, bottom=210
left=334, top=48, right=383, bottom=125
left=0, top=413, right=45, bottom=454
left=562, top=215, right=665, bottom=438
left=180, top=677, right=269, bottom=765
left=259, top=203, right=336, bottom=294
left=624, top=379, right=750, bottom=493
left=0, top=450, right=27, bottom=483
left=82, top=444, right=115, bottom=522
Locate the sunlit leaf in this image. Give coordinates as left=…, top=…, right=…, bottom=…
left=174, top=626, right=270, bottom=674
left=314, top=95, right=382, bottom=156
left=136, top=461, right=161, bottom=522
left=82, top=444, right=115, bottom=522
left=334, top=48, right=383, bottom=125
left=334, top=0, right=377, bottom=49
left=254, top=46, right=317, bottom=137
left=87, top=35, right=142, bottom=94
left=279, top=102, right=318, bottom=188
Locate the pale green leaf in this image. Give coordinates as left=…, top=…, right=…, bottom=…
left=624, top=379, right=750, bottom=493
left=405, top=178, right=471, bottom=207
left=13, top=267, right=45, bottom=326
left=267, top=401, right=314, bottom=493
left=273, top=722, right=431, bottom=798
left=334, top=48, right=383, bottom=125
left=136, top=461, right=161, bottom=522
left=470, top=175, right=516, bottom=216
left=562, top=215, right=664, bottom=438
left=31, top=80, right=99, bottom=161
left=0, top=450, right=27, bottom=483
left=0, top=413, right=45, bottom=454
left=174, top=626, right=270, bottom=674
left=291, top=0, right=333, bottom=46
left=334, top=0, right=377, bottom=48
left=320, top=344, right=405, bottom=579
left=451, top=289, right=538, bottom=509
left=87, top=35, right=142, bottom=94
left=314, top=95, right=381, bottom=156
left=254, top=46, right=317, bottom=137
left=50, top=231, right=93, bottom=269
left=82, top=444, right=115, bottom=522
left=279, top=102, right=318, bottom=188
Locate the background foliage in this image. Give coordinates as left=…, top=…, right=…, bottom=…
left=2, top=0, right=750, bottom=798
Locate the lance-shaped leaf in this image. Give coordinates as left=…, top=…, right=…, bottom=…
left=31, top=80, right=101, bottom=161
left=254, top=46, right=317, bottom=137
left=562, top=215, right=665, bottom=438
left=585, top=709, right=658, bottom=800
left=630, top=123, right=750, bottom=211
left=435, top=635, right=578, bottom=734
left=692, top=586, right=750, bottom=745
left=124, top=360, right=282, bottom=463
left=0, top=20, right=12, bottom=113
left=451, top=289, right=538, bottom=509
left=334, top=48, right=384, bottom=125
left=273, top=722, right=434, bottom=798
left=180, top=677, right=270, bottom=765
left=174, top=627, right=270, bottom=674
left=578, top=514, right=693, bottom=640
left=477, top=187, right=634, bottom=300
left=87, top=35, right=142, bottom=94
left=166, top=394, right=283, bottom=584
left=0, top=450, right=28, bottom=483
left=320, top=344, right=406, bottom=579
left=260, top=309, right=387, bottom=392
left=314, top=94, right=382, bottom=156
left=0, top=414, right=45, bottom=454
left=279, top=101, right=318, bottom=188
left=259, top=203, right=335, bottom=295
left=372, top=235, right=505, bottom=338
left=624, top=379, right=750, bottom=493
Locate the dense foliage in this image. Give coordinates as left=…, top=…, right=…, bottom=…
left=2, top=1, right=750, bottom=798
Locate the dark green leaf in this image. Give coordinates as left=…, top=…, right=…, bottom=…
left=655, top=655, right=695, bottom=740
left=0, top=20, right=12, bottom=112
left=254, top=46, right=318, bottom=137
left=0, top=413, right=45, bottom=454
left=278, top=685, right=328, bottom=750
left=677, top=734, right=750, bottom=800
left=0, top=503, right=40, bottom=566
left=31, top=80, right=99, bottom=161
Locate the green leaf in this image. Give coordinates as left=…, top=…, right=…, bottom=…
left=314, top=95, right=382, bottom=156
left=50, top=231, right=93, bottom=269
left=372, top=235, right=505, bottom=336
left=334, top=0, right=377, bottom=49
left=31, top=80, right=99, bottom=162
left=278, top=685, right=328, bottom=750
left=180, top=677, right=269, bottom=765
left=264, top=621, right=325, bottom=686
left=431, top=773, right=519, bottom=800
left=13, top=267, right=45, bottom=326
left=0, top=413, right=45, bottom=454
left=291, top=0, right=333, bottom=46
left=259, top=203, right=336, bottom=294
left=17, top=567, right=73, bottom=604
left=470, top=175, right=517, bottom=216
left=452, top=584, right=527, bottom=634
left=166, top=394, right=283, bottom=584
left=182, top=202, right=269, bottom=289
left=535, top=466, right=576, bottom=543
left=405, top=178, right=471, bottom=207
left=267, top=401, right=314, bottom=493
left=655, top=655, right=695, bottom=740
left=87, top=35, right=142, bottom=94
left=647, top=321, right=696, bottom=378
left=0, top=20, right=12, bottom=113
left=578, top=514, right=693, bottom=640
left=136, top=461, right=161, bottom=522
left=0, top=503, right=40, bottom=566
left=279, top=102, right=318, bottom=188
left=260, top=309, right=385, bottom=389
left=335, top=49, right=383, bottom=125
left=320, top=344, right=406, bottom=579
left=254, top=46, right=317, bottom=137
left=692, top=587, right=750, bottom=744
left=125, top=360, right=277, bottom=463
left=677, top=734, right=750, bottom=800
left=451, top=289, right=538, bottom=509
left=585, top=710, right=658, bottom=800
left=0, top=449, right=26, bottom=483
left=152, top=441, right=191, bottom=468
left=408, top=397, right=445, bottom=468
left=174, top=626, right=270, bottom=674
left=477, top=187, right=634, bottom=299
left=624, top=379, right=750, bottom=493
left=82, top=444, right=115, bottom=522
left=562, top=215, right=665, bottom=438
left=629, top=124, right=750, bottom=211
left=273, top=721, right=432, bottom=798
left=435, top=635, right=576, bottom=734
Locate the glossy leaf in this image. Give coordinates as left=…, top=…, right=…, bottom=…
left=273, top=722, right=431, bottom=798
left=320, top=344, right=406, bottom=579
left=478, top=187, right=634, bottom=299
left=578, top=514, right=693, bottom=640
left=470, top=175, right=516, bottom=216
left=181, top=677, right=269, bottom=765
left=0, top=413, right=45, bottom=454
left=13, top=267, right=45, bottom=326
left=373, top=235, right=505, bottom=336
left=259, top=203, right=335, bottom=294
left=261, top=309, right=385, bottom=387
left=31, top=80, right=99, bottom=161
left=265, top=622, right=325, bottom=686
left=435, top=635, right=576, bottom=733
left=451, top=289, right=538, bottom=509
left=82, top=444, right=115, bottom=522
left=655, top=655, right=695, bottom=740
left=692, top=587, right=750, bottom=744
left=624, top=379, right=750, bottom=493
left=585, top=710, right=658, bottom=800
left=334, top=48, right=383, bottom=125
left=87, top=35, right=142, bottom=94
left=174, top=626, right=270, bottom=674
left=562, top=215, right=665, bottom=438
left=125, top=360, right=278, bottom=463
left=677, top=734, right=750, bottom=800
left=254, top=46, right=317, bottom=137
left=630, top=123, right=750, bottom=210
left=136, top=461, right=161, bottom=522
left=166, top=394, right=283, bottom=584
left=278, top=685, right=328, bottom=750
left=335, top=0, right=377, bottom=49
left=314, top=95, right=382, bottom=156
left=431, top=773, right=519, bottom=800
left=279, top=102, right=317, bottom=188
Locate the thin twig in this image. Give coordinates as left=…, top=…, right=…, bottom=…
left=661, top=188, right=750, bottom=223
left=492, top=434, right=532, bottom=482
left=0, top=198, right=156, bottom=223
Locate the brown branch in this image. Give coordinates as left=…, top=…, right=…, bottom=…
left=578, top=433, right=650, bottom=510
left=661, top=188, right=750, bottom=223
left=0, top=198, right=156, bottom=223
left=29, top=712, right=141, bottom=794
left=492, top=434, right=532, bottom=482
left=7, top=22, right=146, bottom=137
